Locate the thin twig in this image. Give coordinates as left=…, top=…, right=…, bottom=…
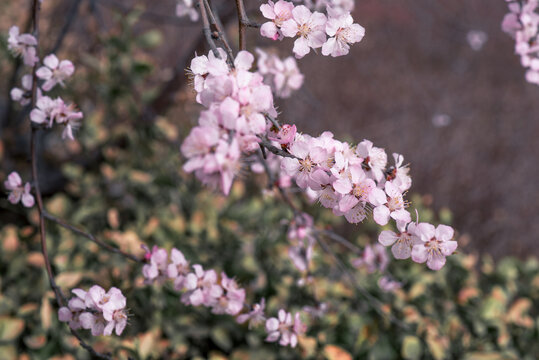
left=43, top=212, right=143, bottom=263
left=203, top=0, right=235, bottom=63
left=258, top=137, right=298, bottom=159
left=50, top=0, right=83, bottom=54
left=315, top=235, right=410, bottom=330
left=313, top=229, right=363, bottom=254
left=197, top=0, right=220, bottom=57
left=28, top=1, right=113, bottom=358
left=234, top=0, right=247, bottom=50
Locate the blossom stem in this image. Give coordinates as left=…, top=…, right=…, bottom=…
left=234, top=0, right=247, bottom=50
left=197, top=0, right=221, bottom=58
left=203, top=0, right=235, bottom=64
left=43, top=211, right=143, bottom=263
left=27, top=1, right=114, bottom=358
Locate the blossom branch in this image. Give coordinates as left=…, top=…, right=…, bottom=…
left=197, top=0, right=221, bottom=58
left=25, top=2, right=117, bottom=358
left=43, top=211, right=144, bottom=263
left=203, top=0, right=235, bottom=62
left=315, top=235, right=410, bottom=330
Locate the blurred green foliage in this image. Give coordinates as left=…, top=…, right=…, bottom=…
left=0, top=6, right=538, bottom=360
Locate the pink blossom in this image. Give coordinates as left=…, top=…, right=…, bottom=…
left=7, top=26, right=38, bottom=66
left=58, top=286, right=128, bottom=336
left=260, top=0, right=295, bottom=40
left=280, top=6, right=327, bottom=58
left=256, top=49, right=304, bottom=98
left=142, top=246, right=169, bottom=283
left=50, top=98, right=83, bottom=140
left=369, top=182, right=411, bottom=226
left=378, top=220, right=420, bottom=260
left=182, top=264, right=223, bottom=307
left=212, top=273, right=246, bottom=315
left=4, top=171, right=34, bottom=207
left=322, top=12, right=365, bottom=57
left=281, top=137, right=329, bottom=188
left=237, top=298, right=266, bottom=329
left=265, top=310, right=306, bottom=347
left=268, top=124, right=297, bottom=145
left=36, top=54, right=75, bottom=91
left=30, top=96, right=59, bottom=126
left=10, top=74, right=35, bottom=106
left=410, top=223, right=458, bottom=270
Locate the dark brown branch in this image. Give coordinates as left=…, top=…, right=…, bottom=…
left=197, top=0, right=220, bottom=57
left=203, top=0, right=234, bottom=63
left=258, top=137, right=298, bottom=159
left=43, top=212, right=143, bottom=263
left=28, top=1, right=114, bottom=358
left=234, top=0, right=247, bottom=50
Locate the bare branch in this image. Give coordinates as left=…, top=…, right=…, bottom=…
left=43, top=212, right=143, bottom=263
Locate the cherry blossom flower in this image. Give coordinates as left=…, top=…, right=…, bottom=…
left=167, top=248, right=191, bottom=289
left=182, top=264, right=223, bottom=307
left=256, top=49, right=304, bottom=98
left=30, top=96, right=59, bottom=126
left=260, top=0, right=295, bottom=40
left=36, top=54, right=75, bottom=91
left=378, top=220, right=421, bottom=260
left=50, top=98, right=83, bottom=140
left=411, top=223, right=458, bottom=270
left=10, top=74, right=35, bottom=106
left=356, top=139, right=387, bottom=181
left=322, top=12, right=365, bottom=57
left=281, top=5, right=327, bottom=58
left=58, top=286, right=128, bottom=336
left=281, top=137, right=329, bottom=188
left=268, top=124, right=297, bottom=145
left=369, top=181, right=411, bottom=226
left=142, top=245, right=170, bottom=284
left=212, top=273, right=246, bottom=315
left=4, top=171, right=34, bottom=207
left=265, top=309, right=305, bottom=347
left=237, top=299, right=266, bottom=328
left=7, top=26, right=38, bottom=66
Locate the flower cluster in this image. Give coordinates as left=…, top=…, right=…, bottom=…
left=4, top=171, right=34, bottom=208
left=58, top=286, right=128, bottom=336
left=260, top=1, right=365, bottom=58
left=6, top=25, right=84, bottom=141
left=256, top=48, right=304, bottom=98
left=272, top=130, right=457, bottom=269
left=181, top=49, right=277, bottom=195
left=378, top=222, right=457, bottom=270
left=30, top=96, right=83, bottom=140
left=142, top=245, right=307, bottom=347
left=502, top=0, right=539, bottom=84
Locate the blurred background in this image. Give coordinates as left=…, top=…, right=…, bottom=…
left=1, top=0, right=539, bottom=359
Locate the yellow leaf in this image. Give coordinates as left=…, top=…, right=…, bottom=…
left=323, top=344, right=352, bottom=360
